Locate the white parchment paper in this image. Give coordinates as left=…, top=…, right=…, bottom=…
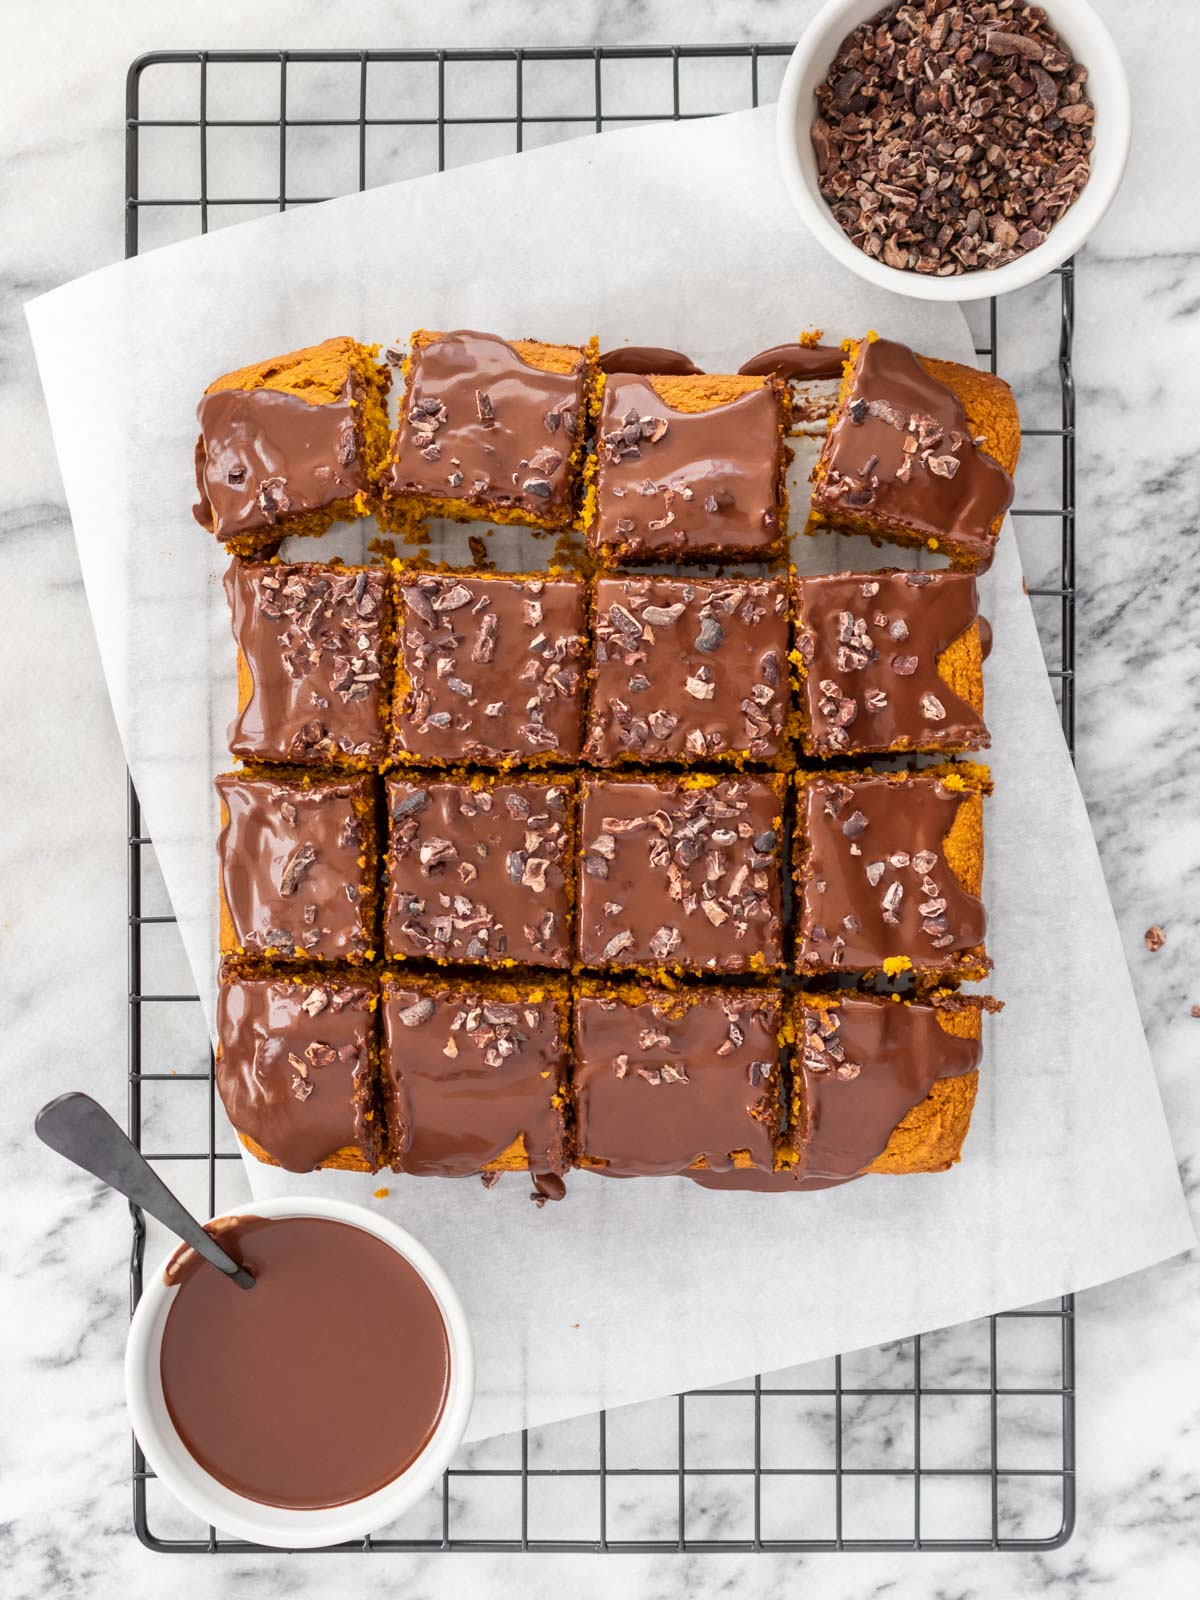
left=27, top=107, right=1194, bottom=1442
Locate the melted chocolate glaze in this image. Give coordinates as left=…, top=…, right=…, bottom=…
left=194, top=379, right=368, bottom=541
left=392, top=572, right=587, bottom=764
left=386, top=776, right=573, bottom=968
left=577, top=775, right=785, bottom=974
left=797, top=773, right=987, bottom=974
left=381, top=980, right=569, bottom=1188
left=384, top=330, right=587, bottom=519
left=738, top=343, right=845, bottom=381
left=585, top=575, right=789, bottom=763
left=160, top=1215, right=449, bottom=1509
left=795, top=568, right=988, bottom=756
left=226, top=560, right=390, bottom=766
left=598, top=346, right=703, bottom=376
left=813, top=338, right=1014, bottom=568
left=574, top=988, right=780, bottom=1176
left=589, top=374, right=785, bottom=560
left=216, top=976, right=379, bottom=1172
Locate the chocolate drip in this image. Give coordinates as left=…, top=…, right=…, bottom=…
left=738, top=343, right=845, bottom=381
left=796, top=569, right=988, bottom=755
left=384, top=330, right=586, bottom=517
left=814, top=339, right=1013, bottom=566
left=216, top=976, right=379, bottom=1172
left=598, top=346, right=703, bottom=376
left=574, top=989, right=780, bottom=1176
left=590, top=374, right=784, bottom=558
left=194, top=379, right=367, bottom=541
left=797, top=774, right=986, bottom=972
left=159, top=1215, right=449, bottom=1509
left=381, top=982, right=569, bottom=1193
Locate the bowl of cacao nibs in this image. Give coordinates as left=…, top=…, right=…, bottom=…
left=776, top=0, right=1130, bottom=300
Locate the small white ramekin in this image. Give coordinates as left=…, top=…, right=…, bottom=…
left=776, top=0, right=1131, bottom=301
left=126, top=1196, right=474, bottom=1549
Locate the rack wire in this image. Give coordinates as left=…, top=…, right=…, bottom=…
left=124, top=44, right=1076, bottom=1554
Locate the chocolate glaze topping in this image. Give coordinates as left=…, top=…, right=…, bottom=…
left=590, top=374, right=785, bottom=559
left=814, top=338, right=1014, bottom=566
left=393, top=573, right=587, bottom=764
left=797, top=774, right=986, bottom=973
left=385, top=330, right=586, bottom=518
left=216, top=977, right=379, bottom=1172
left=226, top=561, right=389, bottom=765
left=796, top=569, right=988, bottom=756
left=598, top=346, right=703, bottom=376
left=386, top=777, right=573, bottom=967
left=194, top=378, right=368, bottom=541
left=216, top=773, right=374, bottom=961
left=577, top=776, right=784, bottom=973
left=797, top=996, right=980, bottom=1181
left=574, top=988, right=780, bottom=1176
left=585, top=575, right=788, bottom=763
left=738, top=343, right=845, bottom=381
left=381, top=982, right=569, bottom=1189
left=159, top=1215, right=449, bottom=1509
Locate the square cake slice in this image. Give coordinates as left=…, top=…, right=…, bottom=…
left=584, top=574, right=789, bottom=764
left=573, top=983, right=782, bottom=1176
left=225, top=560, right=392, bottom=767
left=794, top=569, right=988, bottom=757
left=215, top=769, right=379, bottom=963
left=385, top=774, right=575, bottom=968
left=808, top=336, right=1019, bottom=572
left=391, top=570, right=588, bottom=766
left=381, top=329, right=599, bottom=533
left=576, top=773, right=785, bottom=975
left=193, top=337, right=391, bottom=555
left=791, top=991, right=989, bottom=1182
left=380, top=975, right=570, bottom=1195
left=216, top=973, right=381, bottom=1173
left=586, top=371, right=789, bottom=563
left=795, top=764, right=991, bottom=984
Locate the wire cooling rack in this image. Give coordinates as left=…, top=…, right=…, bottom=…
left=124, top=45, right=1076, bottom=1554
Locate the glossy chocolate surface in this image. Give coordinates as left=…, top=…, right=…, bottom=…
left=216, top=772, right=374, bottom=960
left=585, top=575, right=788, bottom=763
left=160, top=1215, right=449, bottom=1509
left=795, top=568, right=988, bottom=755
left=216, top=976, right=379, bottom=1171
left=797, top=995, right=980, bottom=1181
left=577, top=775, right=784, bottom=973
left=574, top=988, right=780, bottom=1176
left=392, top=572, right=587, bottom=763
left=381, top=981, right=569, bottom=1183
left=384, top=330, right=587, bottom=519
left=386, top=776, right=573, bottom=968
left=796, top=773, right=986, bottom=973
left=598, top=346, right=703, bottom=376
left=812, top=338, right=1014, bottom=567
left=738, top=342, right=845, bottom=381
left=194, top=378, right=368, bottom=542
left=589, top=374, right=785, bottom=559
left=226, top=561, right=389, bottom=765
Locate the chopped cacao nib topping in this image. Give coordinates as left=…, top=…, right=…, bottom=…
left=811, top=0, right=1094, bottom=277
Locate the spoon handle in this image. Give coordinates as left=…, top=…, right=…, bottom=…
left=35, top=1092, right=255, bottom=1290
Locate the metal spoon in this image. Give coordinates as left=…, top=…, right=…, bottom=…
left=35, top=1091, right=255, bottom=1290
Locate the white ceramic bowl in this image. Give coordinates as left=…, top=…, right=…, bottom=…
left=126, top=1197, right=474, bottom=1549
left=776, top=0, right=1131, bottom=300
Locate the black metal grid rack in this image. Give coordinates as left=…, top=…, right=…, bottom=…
left=124, top=45, right=1076, bottom=1554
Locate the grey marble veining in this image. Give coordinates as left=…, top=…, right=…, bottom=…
left=2, top=2, right=1199, bottom=1597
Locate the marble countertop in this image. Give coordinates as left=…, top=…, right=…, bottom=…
left=3, top=1, right=1197, bottom=1595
